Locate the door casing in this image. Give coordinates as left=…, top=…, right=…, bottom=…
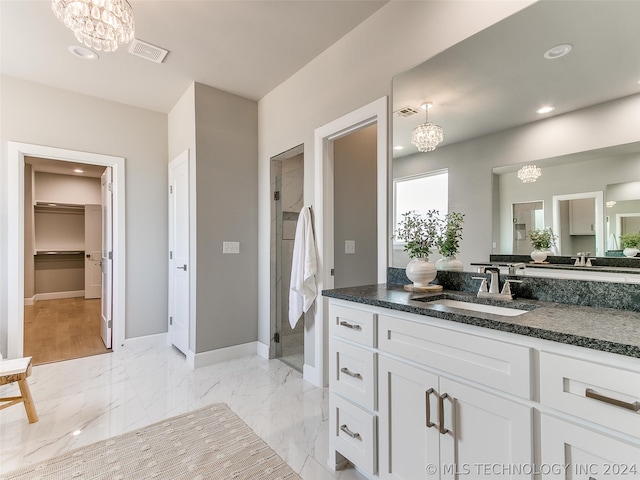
left=6, top=142, right=126, bottom=358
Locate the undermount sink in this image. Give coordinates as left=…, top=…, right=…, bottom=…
left=422, top=298, right=529, bottom=317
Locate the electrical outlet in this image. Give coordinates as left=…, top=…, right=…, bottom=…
left=345, top=240, right=356, bottom=254
left=223, top=241, right=240, bottom=254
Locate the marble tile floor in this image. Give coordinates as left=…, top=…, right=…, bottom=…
left=0, top=337, right=365, bottom=479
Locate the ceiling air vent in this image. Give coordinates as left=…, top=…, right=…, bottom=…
left=394, top=106, right=420, bottom=117
left=128, top=39, right=169, bottom=64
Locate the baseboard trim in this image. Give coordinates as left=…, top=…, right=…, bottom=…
left=34, top=290, right=85, bottom=301
left=188, top=341, right=259, bottom=369
left=24, top=295, right=35, bottom=306
left=256, top=341, right=269, bottom=359
left=303, top=363, right=322, bottom=388
left=124, top=333, right=168, bottom=349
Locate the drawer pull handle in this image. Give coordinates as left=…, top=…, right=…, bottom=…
left=585, top=388, right=640, bottom=412
left=339, top=321, right=361, bottom=330
left=340, top=367, right=362, bottom=379
left=438, top=393, right=450, bottom=435
left=425, top=388, right=436, bottom=428
left=340, top=424, right=360, bottom=439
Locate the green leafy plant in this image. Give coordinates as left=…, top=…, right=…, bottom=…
left=620, top=233, right=640, bottom=249
left=528, top=228, right=557, bottom=250
left=395, top=210, right=440, bottom=259
left=437, top=212, right=465, bottom=258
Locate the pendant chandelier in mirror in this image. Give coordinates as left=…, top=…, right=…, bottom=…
left=411, top=102, right=444, bottom=152
left=52, top=0, right=135, bottom=52
left=517, top=164, right=542, bottom=183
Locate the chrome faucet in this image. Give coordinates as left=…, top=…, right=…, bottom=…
left=573, top=252, right=593, bottom=266
left=472, top=266, right=523, bottom=301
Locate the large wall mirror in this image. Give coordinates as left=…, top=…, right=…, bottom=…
left=390, top=1, right=640, bottom=268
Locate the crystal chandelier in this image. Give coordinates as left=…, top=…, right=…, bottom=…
left=411, top=102, right=444, bottom=152
left=606, top=200, right=617, bottom=208
left=52, top=0, right=135, bottom=52
left=517, top=164, right=542, bottom=183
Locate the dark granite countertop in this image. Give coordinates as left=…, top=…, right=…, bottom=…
left=524, top=263, right=640, bottom=274
left=322, top=284, right=640, bottom=359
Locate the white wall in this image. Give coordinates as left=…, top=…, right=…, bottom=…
left=257, top=1, right=536, bottom=360
left=34, top=171, right=101, bottom=205
left=0, top=75, right=168, bottom=351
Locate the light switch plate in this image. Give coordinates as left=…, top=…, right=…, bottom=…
left=345, top=240, right=356, bottom=254
left=223, top=241, right=240, bottom=254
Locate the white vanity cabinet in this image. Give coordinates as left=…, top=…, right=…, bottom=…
left=327, top=297, right=640, bottom=480
left=377, top=315, right=533, bottom=480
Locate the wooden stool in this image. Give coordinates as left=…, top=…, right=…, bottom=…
left=0, top=356, right=38, bottom=423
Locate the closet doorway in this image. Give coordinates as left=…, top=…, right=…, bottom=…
left=270, top=144, right=304, bottom=372
left=23, top=157, right=111, bottom=365
left=6, top=142, right=126, bottom=361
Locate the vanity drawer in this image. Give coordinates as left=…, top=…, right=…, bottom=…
left=329, top=304, right=377, bottom=347
left=330, top=338, right=376, bottom=411
left=378, top=314, right=532, bottom=398
left=540, top=351, right=640, bottom=438
left=329, top=393, right=377, bottom=477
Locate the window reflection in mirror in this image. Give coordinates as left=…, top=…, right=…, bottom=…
left=606, top=181, right=640, bottom=250
left=393, top=169, right=448, bottom=266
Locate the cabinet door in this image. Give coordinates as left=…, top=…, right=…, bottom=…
left=439, top=377, right=533, bottom=480
left=378, top=356, right=440, bottom=480
left=540, top=414, right=640, bottom=479
left=569, top=198, right=596, bottom=236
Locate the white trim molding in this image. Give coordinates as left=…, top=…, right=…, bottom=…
left=35, top=290, right=85, bottom=301
left=311, top=97, right=388, bottom=387
left=256, top=341, right=270, bottom=359
left=187, top=341, right=261, bottom=368
left=6, top=142, right=126, bottom=359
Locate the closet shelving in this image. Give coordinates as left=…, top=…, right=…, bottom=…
left=33, top=202, right=85, bottom=256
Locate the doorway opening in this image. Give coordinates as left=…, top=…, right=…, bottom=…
left=270, top=144, right=304, bottom=372
left=6, top=142, right=125, bottom=360
left=23, top=157, right=111, bottom=365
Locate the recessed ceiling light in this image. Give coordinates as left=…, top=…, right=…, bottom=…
left=393, top=146, right=404, bottom=150
left=73, top=168, right=84, bottom=173
left=68, top=45, right=99, bottom=61
left=72, top=430, right=82, bottom=436
left=537, top=106, right=555, bottom=114
left=544, top=44, right=572, bottom=60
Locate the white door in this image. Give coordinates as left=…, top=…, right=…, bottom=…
left=378, top=355, right=440, bottom=480
left=84, top=204, right=102, bottom=299
left=101, top=169, right=113, bottom=349
left=168, top=151, right=190, bottom=355
left=439, top=377, right=533, bottom=479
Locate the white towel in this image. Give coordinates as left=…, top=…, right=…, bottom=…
left=289, top=206, right=318, bottom=329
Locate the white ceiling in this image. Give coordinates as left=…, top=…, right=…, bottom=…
left=1, top=0, right=388, bottom=113
left=392, top=1, right=640, bottom=157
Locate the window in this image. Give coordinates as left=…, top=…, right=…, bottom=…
left=393, top=170, right=448, bottom=238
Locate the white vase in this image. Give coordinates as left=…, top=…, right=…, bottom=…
left=530, top=250, right=548, bottom=263
left=436, top=256, right=464, bottom=272
left=406, top=257, right=437, bottom=287
left=623, top=247, right=639, bottom=258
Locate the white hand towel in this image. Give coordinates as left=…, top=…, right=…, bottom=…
left=289, top=206, right=318, bottom=329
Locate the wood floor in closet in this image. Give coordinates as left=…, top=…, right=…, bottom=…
left=24, top=298, right=111, bottom=365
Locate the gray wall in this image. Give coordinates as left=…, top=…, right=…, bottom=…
left=0, top=75, right=168, bottom=350
left=334, top=124, right=378, bottom=288
left=193, top=82, right=258, bottom=353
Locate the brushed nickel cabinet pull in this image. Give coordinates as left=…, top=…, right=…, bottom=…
left=340, top=367, right=362, bottom=379
left=585, top=388, right=640, bottom=412
left=425, top=388, right=436, bottom=428
left=339, top=321, right=361, bottom=330
left=438, top=393, right=450, bottom=435
left=340, top=424, right=360, bottom=439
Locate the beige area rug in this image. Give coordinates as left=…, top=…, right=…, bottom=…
left=3, top=403, right=302, bottom=480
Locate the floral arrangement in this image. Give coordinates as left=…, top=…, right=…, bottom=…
left=528, top=227, right=557, bottom=251
left=395, top=210, right=440, bottom=259
left=620, top=233, right=640, bottom=249
left=395, top=210, right=465, bottom=259
left=437, top=212, right=465, bottom=258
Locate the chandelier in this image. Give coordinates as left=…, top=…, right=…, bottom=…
left=52, top=0, right=135, bottom=52
left=411, top=102, right=444, bottom=152
left=517, top=164, right=542, bottom=183
left=606, top=200, right=617, bottom=208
